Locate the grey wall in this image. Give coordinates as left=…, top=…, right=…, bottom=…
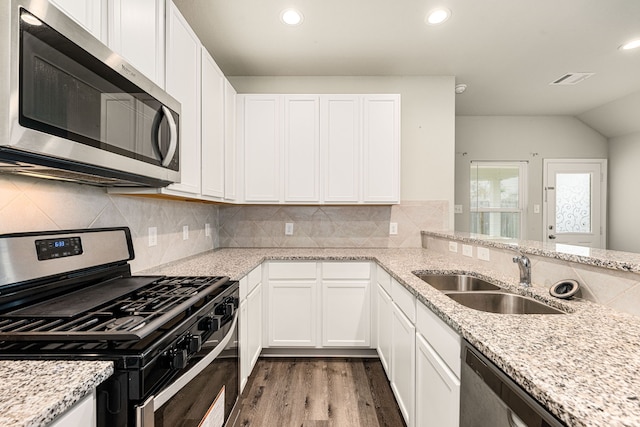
left=608, top=131, right=640, bottom=253
left=455, top=116, right=608, bottom=241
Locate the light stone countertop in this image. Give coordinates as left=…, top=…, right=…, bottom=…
left=145, top=247, right=640, bottom=427
left=0, top=360, right=113, bottom=427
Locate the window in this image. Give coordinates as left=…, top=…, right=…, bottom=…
left=470, top=161, right=527, bottom=238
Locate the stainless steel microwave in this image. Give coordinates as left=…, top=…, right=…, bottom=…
left=0, top=0, right=181, bottom=187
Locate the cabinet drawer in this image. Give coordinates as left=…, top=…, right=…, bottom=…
left=391, top=278, right=416, bottom=323
left=376, top=264, right=391, bottom=294
left=268, top=262, right=317, bottom=279
left=322, top=262, right=370, bottom=279
left=417, top=301, right=461, bottom=377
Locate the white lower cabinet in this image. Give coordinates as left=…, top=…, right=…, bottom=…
left=50, top=390, right=96, bottom=427
left=391, top=302, right=416, bottom=427
left=265, top=261, right=372, bottom=349
left=240, top=266, right=262, bottom=392
left=376, top=283, right=393, bottom=375
left=415, top=300, right=461, bottom=427
left=415, top=333, right=460, bottom=427
left=268, top=279, right=317, bottom=347
left=322, top=262, right=371, bottom=347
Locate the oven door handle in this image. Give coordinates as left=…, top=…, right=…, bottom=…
left=135, top=312, right=238, bottom=426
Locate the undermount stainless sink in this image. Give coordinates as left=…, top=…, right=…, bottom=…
left=446, top=292, right=565, bottom=315
left=414, top=273, right=565, bottom=314
left=415, top=273, right=501, bottom=292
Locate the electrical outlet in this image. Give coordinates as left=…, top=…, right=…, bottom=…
left=449, top=241, right=458, bottom=252
left=477, top=247, right=490, bottom=261
left=534, top=204, right=540, bottom=214
left=285, top=223, right=294, bottom=235
left=205, top=223, right=211, bottom=237
left=183, top=225, right=189, bottom=240
left=462, top=244, right=473, bottom=257
left=148, top=227, right=157, bottom=247
left=454, top=204, right=463, bottom=214
left=389, top=222, right=398, bottom=235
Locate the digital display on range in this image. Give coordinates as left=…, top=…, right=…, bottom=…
left=35, top=237, right=83, bottom=260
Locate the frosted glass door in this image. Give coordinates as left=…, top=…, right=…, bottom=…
left=544, top=160, right=606, bottom=248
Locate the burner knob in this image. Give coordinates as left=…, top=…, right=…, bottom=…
left=199, top=316, right=220, bottom=331
left=187, top=334, right=202, bottom=353
left=172, top=349, right=188, bottom=369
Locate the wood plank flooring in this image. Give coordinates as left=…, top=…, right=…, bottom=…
left=228, top=358, right=406, bottom=427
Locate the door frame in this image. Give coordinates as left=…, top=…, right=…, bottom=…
left=542, top=159, right=607, bottom=248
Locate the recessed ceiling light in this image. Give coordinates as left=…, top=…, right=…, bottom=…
left=426, top=8, right=451, bottom=25
left=620, top=39, right=640, bottom=51
left=281, top=9, right=304, bottom=26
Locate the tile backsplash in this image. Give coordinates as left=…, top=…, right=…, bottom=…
left=1, top=175, right=449, bottom=271
left=218, top=200, right=448, bottom=248
left=0, top=176, right=217, bottom=273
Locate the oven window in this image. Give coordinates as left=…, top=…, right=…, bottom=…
left=18, top=9, right=178, bottom=171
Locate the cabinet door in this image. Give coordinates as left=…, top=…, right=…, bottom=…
left=322, top=280, right=370, bottom=347
left=284, top=96, right=320, bottom=202
left=362, top=95, right=400, bottom=203
left=376, top=284, right=393, bottom=376
left=50, top=0, right=106, bottom=42
left=165, top=3, right=201, bottom=194
left=268, top=280, right=316, bottom=346
left=391, top=302, right=416, bottom=427
left=321, top=95, right=360, bottom=203
left=416, top=333, right=460, bottom=427
left=224, top=80, right=237, bottom=201
left=200, top=48, right=225, bottom=199
left=239, top=297, right=249, bottom=392
left=247, top=282, right=263, bottom=371
left=108, top=0, right=165, bottom=86
left=243, top=95, right=281, bottom=202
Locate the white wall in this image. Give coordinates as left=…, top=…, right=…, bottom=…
left=608, top=131, right=640, bottom=253
left=228, top=76, right=456, bottom=217
left=455, top=116, right=608, bottom=240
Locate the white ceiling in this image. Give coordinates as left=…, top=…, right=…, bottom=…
left=173, top=0, right=640, bottom=123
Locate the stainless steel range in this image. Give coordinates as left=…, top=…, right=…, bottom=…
left=0, top=227, right=239, bottom=427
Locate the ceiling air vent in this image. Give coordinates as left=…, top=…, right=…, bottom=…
left=549, top=72, right=595, bottom=85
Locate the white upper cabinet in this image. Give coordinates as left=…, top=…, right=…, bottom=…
left=165, top=2, right=201, bottom=195
left=363, top=95, right=400, bottom=203
left=284, top=96, right=320, bottom=202
left=107, top=0, right=165, bottom=87
left=200, top=47, right=225, bottom=199
left=224, top=80, right=238, bottom=201
left=242, top=95, right=281, bottom=202
left=50, top=0, right=107, bottom=42
left=239, top=94, right=400, bottom=204
left=321, top=96, right=361, bottom=203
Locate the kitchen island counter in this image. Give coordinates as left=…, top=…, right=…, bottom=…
left=0, top=360, right=113, bottom=427
left=147, top=247, right=640, bottom=427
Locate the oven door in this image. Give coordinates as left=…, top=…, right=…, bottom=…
left=136, top=312, right=239, bottom=427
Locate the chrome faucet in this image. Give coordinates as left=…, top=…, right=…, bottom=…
left=512, top=254, right=532, bottom=287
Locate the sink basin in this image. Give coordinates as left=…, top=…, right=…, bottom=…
left=415, top=274, right=501, bottom=292
left=446, top=292, right=565, bottom=315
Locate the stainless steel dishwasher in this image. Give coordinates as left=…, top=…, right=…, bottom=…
left=460, top=340, right=566, bottom=427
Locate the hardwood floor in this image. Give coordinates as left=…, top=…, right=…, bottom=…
left=229, top=358, right=406, bottom=427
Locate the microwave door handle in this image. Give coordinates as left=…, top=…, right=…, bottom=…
left=159, top=106, right=178, bottom=167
